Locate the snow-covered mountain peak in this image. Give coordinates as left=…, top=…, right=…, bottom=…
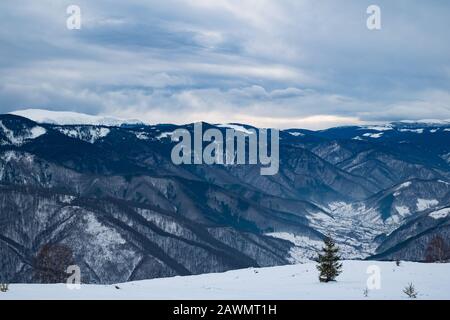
left=10, top=109, right=145, bottom=126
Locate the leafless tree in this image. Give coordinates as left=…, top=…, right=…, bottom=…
left=33, top=244, right=75, bottom=283
left=403, top=283, right=418, bottom=299
left=425, top=235, right=449, bottom=263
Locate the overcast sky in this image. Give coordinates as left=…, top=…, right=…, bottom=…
left=0, top=0, right=449, bottom=129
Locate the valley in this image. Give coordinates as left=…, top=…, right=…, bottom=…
left=1, top=111, right=450, bottom=284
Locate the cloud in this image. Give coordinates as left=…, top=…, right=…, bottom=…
left=0, top=0, right=449, bottom=129
left=360, top=90, right=450, bottom=122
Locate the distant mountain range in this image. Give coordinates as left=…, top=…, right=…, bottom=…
left=10, top=109, right=145, bottom=126
left=1, top=109, right=449, bottom=284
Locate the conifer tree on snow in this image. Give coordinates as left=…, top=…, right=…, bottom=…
left=316, top=235, right=342, bottom=282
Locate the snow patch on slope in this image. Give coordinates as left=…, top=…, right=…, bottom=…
left=217, top=124, right=255, bottom=135
left=416, top=199, right=439, bottom=212
left=395, top=206, right=410, bottom=216
left=289, top=132, right=305, bottom=137
left=363, top=133, right=383, bottom=138
left=429, top=208, right=450, bottom=220
left=84, top=213, right=126, bottom=261
left=134, top=132, right=150, bottom=140
left=0, top=120, right=46, bottom=146
left=399, top=128, right=424, bottom=134
left=55, top=126, right=110, bottom=143
left=266, top=232, right=322, bottom=263
left=157, top=131, right=174, bottom=140
left=59, top=195, right=76, bottom=204
left=397, top=181, right=412, bottom=190
left=360, top=125, right=393, bottom=132
left=0, top=150, right=35, bottom=163
left=0, top=151, right=36, bottom=180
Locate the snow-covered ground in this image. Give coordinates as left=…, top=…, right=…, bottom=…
left=2, top=261, right=449, bottom=300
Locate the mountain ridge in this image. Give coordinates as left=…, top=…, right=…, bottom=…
left=9, top=108, right=450, bottom=130
left=1, top=112, right=450, bottom=284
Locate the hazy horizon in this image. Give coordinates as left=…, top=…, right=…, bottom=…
left=7, top=108, right=450, bottom=130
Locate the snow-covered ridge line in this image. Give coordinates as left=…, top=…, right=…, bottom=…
left=10, top=109, right=144, bottom=126
left=7, top=109, right=450, bottom=131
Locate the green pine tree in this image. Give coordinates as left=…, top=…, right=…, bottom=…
left=316, top=235, right=343, bottom=282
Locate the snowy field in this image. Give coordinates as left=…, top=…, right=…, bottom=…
left=2, top=261, right=449, bottom=300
